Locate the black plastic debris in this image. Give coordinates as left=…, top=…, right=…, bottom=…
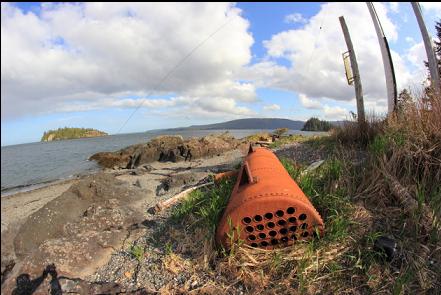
left=373, top=236, right=397, bottom=261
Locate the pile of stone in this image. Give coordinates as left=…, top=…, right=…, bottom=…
left=90, top=133, right=247, bottom=169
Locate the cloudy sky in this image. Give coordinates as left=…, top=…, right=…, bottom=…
left=1, top=2, right=440, bottom=145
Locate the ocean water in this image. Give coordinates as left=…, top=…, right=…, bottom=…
left=1, top=129, right=320, bottom=196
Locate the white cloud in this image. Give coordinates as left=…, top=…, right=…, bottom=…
left=197, top=97, right=254, bottom=115
left=420, top=2, right=441, bottom=18
left=323, top=105, right=349, bottom=120
left=240, top=2, right=425, bottom=115
left=405, top=36, right=415, bottom=44
left=401, top=41, right=431, bottom=90
left=263, top=104, right=280, bottom=111
left=1, top=2, right=254, bottom=120
left=188, top=80, right=257, bottom=102
left=56, top=96, right=255, bottom=117
left=299, top=94, right=322, bottom=109
left=389, top=2, right=400, bottom=14
left=406, top=42, right=426, bottom=69
left=284, top=13, right=307, bottom=24
left=2, top=2, right=435, bottom=126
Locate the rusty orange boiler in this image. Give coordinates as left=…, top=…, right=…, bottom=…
left=216, top=147, right=324, bottom=249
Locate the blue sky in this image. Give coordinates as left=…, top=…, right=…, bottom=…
left=1, top=2, right=440, bottom=146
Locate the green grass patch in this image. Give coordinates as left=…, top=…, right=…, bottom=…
left=304, top=134, right=337, bottom=154
left=171, top=177, right=235, bottom=237
left=392, top=268, right=414, bottom=295
left=280, top=157, right=352, bottom=244
left=268, top=134, right=308, bottom=148
left=368, top=134, right=389, bottom=157
left=245, top=132, right=272, bottom=142
left=129, top=244, right=145, bottom=261
left=368, top=129, right=409, bottom=158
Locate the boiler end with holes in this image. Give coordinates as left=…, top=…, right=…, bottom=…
left=215, top=146, right=324, bottom=249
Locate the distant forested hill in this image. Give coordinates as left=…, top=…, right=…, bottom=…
left=166, top=118, right=305, bottom=131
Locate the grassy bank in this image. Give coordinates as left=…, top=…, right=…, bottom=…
left=169, top=148, right=367, bottom=293
left=162, top=93, right=440, bottom=294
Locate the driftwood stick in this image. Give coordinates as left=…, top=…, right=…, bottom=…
left=149, top=182, right=213, bottom=214
left=381, top=168, right=439, bottom=231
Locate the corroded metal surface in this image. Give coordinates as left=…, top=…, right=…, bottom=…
left=216, top=147, right=324, bottom=249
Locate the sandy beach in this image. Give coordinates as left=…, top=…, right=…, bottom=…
left=0, top=141, right=246, bottom=292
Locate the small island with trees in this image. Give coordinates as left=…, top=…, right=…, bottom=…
left=301, top=117, right=333, bottom=131
left=41, top=127, right=108, bottom=142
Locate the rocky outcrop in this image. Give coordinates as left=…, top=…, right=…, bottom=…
left=90, top=133, right=248, bottom=169
left=2, top=173, right=148, bottom=294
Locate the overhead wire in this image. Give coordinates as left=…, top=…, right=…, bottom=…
left=115, top=15, right=236, bottom=134
left=304, top=6, right=328, bottom=76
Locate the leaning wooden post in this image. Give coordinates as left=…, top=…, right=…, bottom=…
left=339, top=16, right=366, bottom=126
left=411, top=2, right=441, bottom=95
left=366, top=2, right=398, bottom=114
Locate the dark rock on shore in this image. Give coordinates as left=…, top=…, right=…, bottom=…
left=90, top=133, right=247, bottom=169
left=156, top=173, right=199, bottom=196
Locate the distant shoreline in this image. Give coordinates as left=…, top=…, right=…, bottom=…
left=1, top=130, right=327, bottom=196
left=0, top=170, right=98, bottom=197
left=1, top=177, right=78, bottom=199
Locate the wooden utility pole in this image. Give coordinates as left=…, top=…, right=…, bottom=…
left=339, top=16, right=366, bottom=125
left=411, top=2, right=441, bottom=95
left=366, top=2, right=397, bottom=114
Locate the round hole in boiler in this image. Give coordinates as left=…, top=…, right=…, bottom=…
left=299, top=213, right=307, bottom=221
left=301, top=223, right=308, bottom=230
left=302, top=232, right=309, bottom=237
left=248, top=235, right=256, bottom=241
left=279, top=228, right=288, bottom=235
left=243, top=217, right=252, bottom=224
left=277, top=220, right=287, bottom=226
left=267, top=222, right=275, bottom=228
left=269, top=230, right=277, bottom=237
left=254, top=215, right=263, bottom=222
left=291, top=234, right=297, bottom=240
left=288, top=217, right=297, bottom=223
left=287, top=207, right=295, bottom=214
left=289, top=225, right=297, bottom=232
left=251, top=243, right=258, bottom=247
left=246, top=226, right=254, bottom=233
left=281, top=237, right=289, bottom=243
left=271, top=239, right=278, bottom=245
left=258, top=233, right=266, bottom=239
left=256, top=224, right=264, bottom=231
left=261, top=241, right=269, bottom=247
left=276, top=210, right=284, bottom=217
left=264, top=212, right=273, bottom=220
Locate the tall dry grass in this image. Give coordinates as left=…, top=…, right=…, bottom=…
left=335, top=90, right=441, bottom=292
left=161, top=91, right=441, bottom=294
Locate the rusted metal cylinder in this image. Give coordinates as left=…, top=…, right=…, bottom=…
left=216, top=147, right=324, bottom=249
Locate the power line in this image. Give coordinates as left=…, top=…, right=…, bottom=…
left=116, top=15, right=236, bottom=134
left=305, top=9, right=328, bottom=76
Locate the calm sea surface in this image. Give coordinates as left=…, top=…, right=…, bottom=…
left=1, top=129, right=320, bottom=196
